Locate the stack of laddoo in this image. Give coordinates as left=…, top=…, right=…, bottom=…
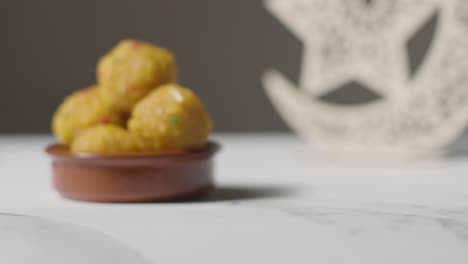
left=52, top=39, right=212, bottom=154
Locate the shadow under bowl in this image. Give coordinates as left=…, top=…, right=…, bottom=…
left=45, top=141, right=220, bottom=203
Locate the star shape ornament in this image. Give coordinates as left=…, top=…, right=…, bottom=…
left=265, top=0, right=440, bottom=101
left=263, top=0, right=468, bottom=157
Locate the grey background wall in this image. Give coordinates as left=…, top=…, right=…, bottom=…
left=2, top=1, right=437, bottom=133
left=2, top=0, right=302, bottom=133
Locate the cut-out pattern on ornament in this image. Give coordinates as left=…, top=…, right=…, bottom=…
left=318, top=81, right=382, bottom=105
left=406, top=10, right=439, bottom=76
left=262, top=0, right=468, bottom=157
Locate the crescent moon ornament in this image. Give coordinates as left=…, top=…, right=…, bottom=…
left=263, top=0, right=468, bottom=158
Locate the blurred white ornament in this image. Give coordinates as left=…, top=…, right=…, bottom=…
left=263, top=0, right=468, bottom=158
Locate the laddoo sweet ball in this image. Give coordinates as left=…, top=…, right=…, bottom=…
left=97, top=39, right=177, bottom=112
left=52, top=86, right=125, bottom=145
left=71, top=124, right=143, bottom=154
left=128, top=83, right=212, bottom=152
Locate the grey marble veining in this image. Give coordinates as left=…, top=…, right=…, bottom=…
left=247, top=199, right=468, bottom=241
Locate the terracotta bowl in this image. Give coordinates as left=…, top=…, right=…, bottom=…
left=45, top=142, right=220, bottom=202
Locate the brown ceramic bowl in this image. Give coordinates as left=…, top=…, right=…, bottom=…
left=46, top=141, right=220, bottom=202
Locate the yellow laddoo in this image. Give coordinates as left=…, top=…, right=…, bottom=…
left=71, top=124, right=143, bottom=154
left=128, top=83, right=212, bottom=152
left=97, top=39, right=177, bottom=112
left=52, top=86, right=125, bottom=145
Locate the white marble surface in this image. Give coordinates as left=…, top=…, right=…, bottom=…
left=0, top=134, right=467, bottom=263
left=0, top=213, right=149, bottom=264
